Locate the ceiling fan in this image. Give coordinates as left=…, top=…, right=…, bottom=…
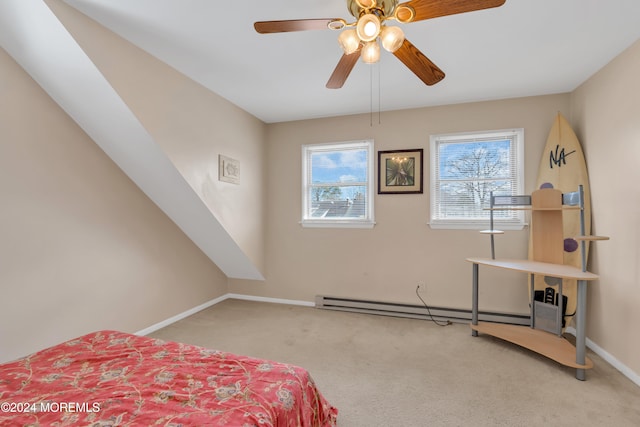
left=254, top=0, right=506, bottom=89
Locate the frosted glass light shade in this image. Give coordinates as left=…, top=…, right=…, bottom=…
left=338, top=29, right=360, bottom=54
left=361, top=41, right=380, bottom=63
left=356, top=14, right=381, bottom=42
left=380, top=26, right=405, bottom=53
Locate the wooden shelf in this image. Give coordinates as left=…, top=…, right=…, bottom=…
left=471, top=322, right=593, bottom=369
left=575, top=235, right=610, bottom=241
left=466, top=258, right=599, bottom=280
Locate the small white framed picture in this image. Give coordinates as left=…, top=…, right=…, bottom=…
left=219, top=155, right=240, bottom=184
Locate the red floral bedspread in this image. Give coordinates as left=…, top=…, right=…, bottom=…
left=0, top=330, right=337, bottom=426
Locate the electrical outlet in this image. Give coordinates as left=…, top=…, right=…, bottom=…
left=417, top=282, right=425, bottom=291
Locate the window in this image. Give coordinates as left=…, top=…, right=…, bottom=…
left=302, top=140, right=375, bottom=228
left=430, top=129, right=525, bottom=229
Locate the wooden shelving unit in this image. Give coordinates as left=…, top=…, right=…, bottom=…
left=468, top=187, right=606, bottom=380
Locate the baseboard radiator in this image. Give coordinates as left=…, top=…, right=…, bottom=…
left=315, top=295, right=530, bottom=326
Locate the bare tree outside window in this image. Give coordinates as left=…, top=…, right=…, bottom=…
left=442, top=143, right=511, bottom=217
left=312, top=186, right=342, bottom=201
left=430, top=130, right=524, bottom=229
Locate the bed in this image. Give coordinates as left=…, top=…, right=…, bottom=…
left=0, top=330, right=337, bottom=426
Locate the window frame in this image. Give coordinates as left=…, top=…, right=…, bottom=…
left=301, top=140, right=375, bottom=229
left=429, top=129, right=525, bottom=230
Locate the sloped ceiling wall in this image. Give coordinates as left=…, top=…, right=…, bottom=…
left=0, top=0, right=264, bottom=280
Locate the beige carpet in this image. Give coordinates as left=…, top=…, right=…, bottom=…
left=150, top=299, right=640, bottom=426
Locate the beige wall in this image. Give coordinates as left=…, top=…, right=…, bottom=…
left=0, top=48, right=227, bottom=363
left=231, top=94, right=571, bottom=314
left=47, top=0, right=266, bottom=275
left=570, top=39, right=640, bottom=376
left=3, top=1, right=637, bottom=380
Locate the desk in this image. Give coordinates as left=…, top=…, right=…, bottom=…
left=467, top=257, right=599, bottom=380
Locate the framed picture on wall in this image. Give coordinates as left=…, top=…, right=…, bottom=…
left=378, top=149, right=423, bottom=194
left=219, top=154, right=240, bottom=184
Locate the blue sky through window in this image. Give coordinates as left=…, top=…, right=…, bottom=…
left=311, top=149, right=367, bottom=184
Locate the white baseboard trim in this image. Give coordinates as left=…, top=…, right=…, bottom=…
left=566, top=327, right=640, bottom=387
left=135, top=293, right=314, bottom=336
left=135, top=294, right=230, bottom=336
left=226, top=293, right=315, bottom=307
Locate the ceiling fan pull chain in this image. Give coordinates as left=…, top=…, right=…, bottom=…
left=370, top=64, right=374, bottom=127
left=378, top=60, right=382, bottom=125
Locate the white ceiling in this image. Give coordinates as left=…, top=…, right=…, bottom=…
left=61, top=0, right=640, bottom=123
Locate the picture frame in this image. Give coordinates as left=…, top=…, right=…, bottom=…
left=218, top=154, right=240, bottom=184
left=378, top=149, right=423, bottom=194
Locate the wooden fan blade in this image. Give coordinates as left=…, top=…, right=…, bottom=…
left=397, top=0, right=506, bottom=22
left=326, top=48, right=362, bottom=89
left=254, top=19, right=337, bottom=34
left=393, top=39, right=445, bottom=86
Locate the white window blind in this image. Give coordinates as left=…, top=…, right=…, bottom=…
left=430, top=129, right=525, bottom=229
left=301, top=140, right=375, bottom=228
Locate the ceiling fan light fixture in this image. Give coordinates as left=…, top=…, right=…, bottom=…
left=355, top=0, right=376, bottom=9
left=380, top=25, right=404, bottom=53
left=356, top=14, right=381, bottom=42
left=338, top=29, right=360, bottom=55
left=361, top=40, right=380, bottom=64
left=394, top=5, right=415, bottom=23
left=348, top=0, right=396, bottom=18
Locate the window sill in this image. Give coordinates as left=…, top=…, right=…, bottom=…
left=300, top=220, right=376, bottom=229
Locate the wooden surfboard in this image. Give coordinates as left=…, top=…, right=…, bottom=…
left=529, top=113, right=591, bottom=329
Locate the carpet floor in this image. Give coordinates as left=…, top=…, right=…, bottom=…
left=150, top=299, right=640, bottom=426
